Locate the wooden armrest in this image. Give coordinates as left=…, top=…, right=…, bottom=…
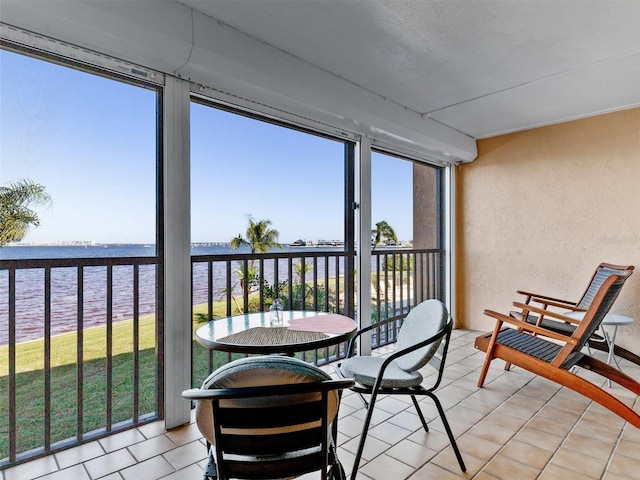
left=528, top=299, right=585, bottom=311
left=484, top=309, right=577, bottom=344
left=516, top=289, right=577, bottom=306
left=512, top=302, right=584, bottom=325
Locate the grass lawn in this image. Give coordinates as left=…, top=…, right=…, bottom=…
left=0, top=282, right=345, bottom=459
left=0, top=303, right=238, bottom=459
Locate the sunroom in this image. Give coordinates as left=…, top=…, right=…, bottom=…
left=1, top=1, right=639, bottom=479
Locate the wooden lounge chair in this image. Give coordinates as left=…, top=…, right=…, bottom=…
left=512, top=263, right=639, bottom=365
left=475, top=269, right=640, bottom=428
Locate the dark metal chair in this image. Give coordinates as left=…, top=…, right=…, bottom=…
left=476, top=269, right=640, bottom=427
left=335, top=299, right=466, bottom=480
left=183, top=355, right=354, bottom=480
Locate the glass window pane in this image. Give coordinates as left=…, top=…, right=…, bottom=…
left=0, top=49, right=157, bottom=253
left=371, top=151, right=442, bottom=313
left=191, top=103, right=345, bottom=246
left=0, top=47, right=160, bottom=461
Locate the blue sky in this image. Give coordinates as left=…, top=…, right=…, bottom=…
left=1, top=49, right=414, bottom=244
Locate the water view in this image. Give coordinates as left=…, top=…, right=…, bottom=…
left=0, top=243, right=346, bottom=345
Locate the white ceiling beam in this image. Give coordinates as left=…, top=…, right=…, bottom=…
left=0, top=0, right=477, bottom=163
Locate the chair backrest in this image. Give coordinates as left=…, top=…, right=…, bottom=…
left=395, top=299, right=449, bottom=372
left=195, top=355, right=337, bottom=446
left=571, top=269, right=633, bottom=353
left=576, top=263, right=634, bottom=309
left=193, top=356, right=351, bottom=480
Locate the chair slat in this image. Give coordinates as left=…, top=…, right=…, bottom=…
left=215, top=399, right=323, bottom=429
left=497, top=329, right=561, bottom=362
left=184, top=357, right=354, bottom=480
left=219, top=427, right=324, bottom=455
left=224, top=452, right=323, bottom=479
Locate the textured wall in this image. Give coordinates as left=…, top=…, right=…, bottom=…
left=456, top=108, right=640, bottom=352
left=413, top=163, right=437, bottom=249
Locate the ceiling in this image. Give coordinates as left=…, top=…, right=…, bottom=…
left=181, top=0, right=640, bottom=139
left=2, top=0, right=640, bottom=162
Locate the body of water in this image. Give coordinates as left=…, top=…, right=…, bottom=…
left=0, top=244, right=345, bottom=345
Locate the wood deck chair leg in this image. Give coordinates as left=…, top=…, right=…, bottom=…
left=579, top=355, right=640, bottom=397
left=478, top=322, right=504, bottom=387
left=498, top=345, right=640, bottom=428
left=553, top=366, right=640, bottom=428
left=587, top=336, right=640, bottom=366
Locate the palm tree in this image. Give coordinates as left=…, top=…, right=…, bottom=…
left=230, top=217, right=282, bottom=305
left=371, top=220, right=397, bottom=249
left=293, top=260, right=312, bottom=279
left=230, top=217, right=281, bottom=254
left=0, top=179, right=51, bottom=246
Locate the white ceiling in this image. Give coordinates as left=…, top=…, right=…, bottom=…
left=2, top=0, right=640, bottom=162
left=181, top=0, right=640, bottom=139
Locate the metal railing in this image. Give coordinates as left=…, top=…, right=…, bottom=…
left=0, top=246, right=442, bottom=468
left=190, top=247, right=443, bottom=382
left=371, top=248, right=443, bottom=346
left=0, top=256, right=162, bottom=468
left=190, top=249, right=356, bottom=379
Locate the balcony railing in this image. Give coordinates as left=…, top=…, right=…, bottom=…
left=0, top=255, right=162, bottom=468
left=190, top=249, right=355, bottom=381
left=0, top=246, right=442, bottom=469
left=190, top=247, right=443, bottom=382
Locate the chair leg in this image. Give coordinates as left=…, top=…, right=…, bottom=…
left=427, top=392, right=466, bottom=473
left=410, top=395, right=429, bottom=433
left=478, top=322, right=504, bottom=387
left=349, top=390, right=380, bottom=480
left=478, top=350, right=494, bottom=387
left=354, top=391, right=370, bottom=409
left=203, top=447, right=218, bottom=480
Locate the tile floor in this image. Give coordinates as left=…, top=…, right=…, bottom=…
left=3, top=328, right=640, bottom=480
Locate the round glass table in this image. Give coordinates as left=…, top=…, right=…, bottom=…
left=194, top=310, right=357, bottom=355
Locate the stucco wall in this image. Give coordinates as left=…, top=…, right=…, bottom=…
left=413, top=162, right=437, bottom=249
left=456, top=107, right=640, bottom=352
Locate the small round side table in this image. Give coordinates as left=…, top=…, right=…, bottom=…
left=566, top=311, right=634, bottom=386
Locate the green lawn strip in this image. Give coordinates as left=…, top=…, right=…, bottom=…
left=0, top=343, right=237, bottom=458
left=0, top=296, right=246, bottom=377
left=0, top=314, right=157, bottom=377
left=0, top=348, right=159, bottom=457
left=1, top=280, right=345, bottom=459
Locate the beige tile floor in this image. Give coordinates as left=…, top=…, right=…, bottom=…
left=3, top=329, right=640, bottom=480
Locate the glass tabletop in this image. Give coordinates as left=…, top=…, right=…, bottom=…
left=194, top=310, right=357, bottom=354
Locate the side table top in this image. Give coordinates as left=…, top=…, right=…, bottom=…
left=565, top=311, right=634, bottom=326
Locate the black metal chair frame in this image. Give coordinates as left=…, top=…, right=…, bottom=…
left=183, top=379, right=354, bottom=480
left=336, top=314, right=466, bottom=479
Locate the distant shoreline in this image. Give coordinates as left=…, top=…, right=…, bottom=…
left=6, top=241, right=230, bottom=247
